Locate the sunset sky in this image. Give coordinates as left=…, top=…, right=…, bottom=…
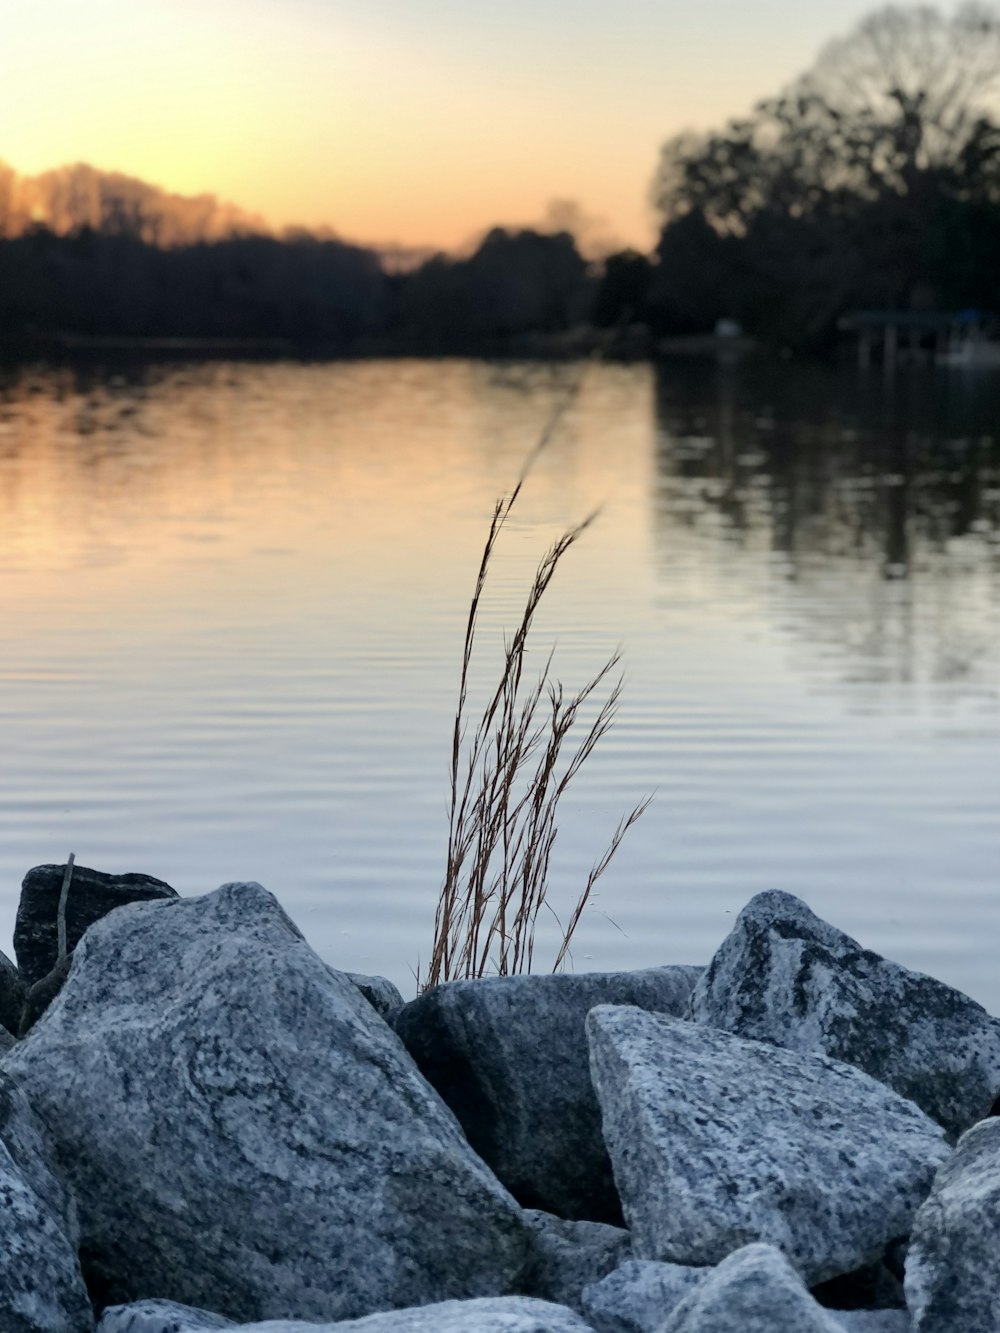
left=8, top=0, right=902, bottom=252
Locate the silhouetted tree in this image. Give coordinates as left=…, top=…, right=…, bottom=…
left=650, top=3, right=1000, bottom=348
left=592, top=249, right=655, bottom=327
left=4, top=162, right=268, bottom=246
left=0, top=228, right=389, bottom=345
left=399, top=228, right=590, bottom=348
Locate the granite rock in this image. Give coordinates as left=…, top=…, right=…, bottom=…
left=4, top=881, right=528, bottom=1322
left=659, top=1243, right=847, bottom=1333
left=392, top=964, right=702, bottom=1221
left=96, top=1297, right=595, bottom=1333
left=0, top=947, right=26, bottom=1037
left=586, top=1005, right=948, bottom=1284
left=689, top=890, right=1000, bottom=1137
left=95, top=1304, right=233, bottom=1333
left=14, top=862, right=178, bottom=988
left=580, top=1259, right=707, bottom=1333
left=0, top=1070, right=91, bottom=1332
left=832, top=1314, right=911, bottom=1332
left=342, top=972, right=404, bottom=1018
left=520, top=1209, right=631, bottom=1311
left=19, top=955, right=72, bottom=1037
left=905, top=1115, right=1000, bottom=1332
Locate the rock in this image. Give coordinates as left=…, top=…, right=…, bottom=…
left=832, top=1314, right=911, bottom=1332
left=0, top=947, right=26, bottom=1037
left=520, top=1209, right=631, bottom=1311
left=586, top=1006, right=949, bottom=1285
left=904, top=1115, right=1000, bottom=1331
left=14, top=862, right=178, bottom=988
left=96, top=1297, right=595, bottom=1333
left=580, top=1259, right=707, bottom=1333
left=342, top=972, right=404, bottom=1018
left=688, top=890, right=1000, bottom=1138
left=19, top=955, right=72, bottom=1037
left=658, top=1243, right=847, bottom=1333
left=0, top=1070, right=92, bottom=1332
left=95, top=1305, right=232, bottom=1333
left=95, top=1305, right=233, bottom=1333
left=391, top=964, right=702, bottom=1221
left=4, top=881, right=529, bottom=1322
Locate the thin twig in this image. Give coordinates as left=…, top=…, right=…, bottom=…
left=56, top=852, right=76, bottom=964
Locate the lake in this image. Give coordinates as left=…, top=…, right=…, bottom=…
left=1, top=355, right=998, bottom=1006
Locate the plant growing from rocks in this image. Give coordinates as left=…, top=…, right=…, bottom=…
left=423, top=441, right=648, bottom=989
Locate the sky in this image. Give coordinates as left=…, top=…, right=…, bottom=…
left=5, top=0, right=914, bottom=253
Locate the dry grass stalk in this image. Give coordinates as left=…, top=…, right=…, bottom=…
left=422, top=450, right=649, bottom=990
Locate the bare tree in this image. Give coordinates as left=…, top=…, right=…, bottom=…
left=807, top=4, right=1000, bottom=174
left=653, top=3, right=1000, bottom=228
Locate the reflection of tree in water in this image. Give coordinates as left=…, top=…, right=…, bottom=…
left=651, top=360, right=1000, bottom=688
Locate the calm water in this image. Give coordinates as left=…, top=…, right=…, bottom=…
left=1, top=356, right=998, bottom=1005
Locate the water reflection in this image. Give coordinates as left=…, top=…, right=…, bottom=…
left=651, top=360, right=1000, bottom=687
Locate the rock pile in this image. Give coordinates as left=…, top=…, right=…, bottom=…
left=0, top=870, right=995, bottom=1332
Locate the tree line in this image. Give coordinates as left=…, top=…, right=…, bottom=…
left=2, top=4, right=999, bottom=355
left=626, top=3, right=1000, bottom=350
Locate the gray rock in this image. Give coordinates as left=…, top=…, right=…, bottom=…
left=659, top=1243, right=846, bottom=1333
left=14, top=862, right=178, bottom=987
left=19, top=955, right=72, bottom=1037
left=392, top=964, right=702, bottom=1221
left=580, top=1259, right=707, bottom=1333
left=342, top=971, right=404, bottom=1017
left=904, top=1115, right=1000, bottom=1331
left=4, top=881, right=528, bottom=1322
left=0, top=1070, right=91, bottom=1332
left=521, top=1209, right=631, bottom=1311
left=96, top=1297, right=594, bottom=1333
left=832, top=1314, right=911, bottom=1332
left=689, top=890, right=1000, bottom=1138
left=586, top=1006, right=949, bottom=1285
left=0, top=947, right=26, bottom=1037
left=95, top=1304, right=233, bottom=1333
left=0, top=1069, right=79, bottom=1244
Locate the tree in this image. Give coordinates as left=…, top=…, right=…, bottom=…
left=649, top=3, right=1000, bottom=348
left=400, top=228, right=590, bottom=347
left=653, top=4, right=1000, bottom=231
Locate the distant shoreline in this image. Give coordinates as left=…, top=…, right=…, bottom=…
left=0, top=329, right=760, bottom=365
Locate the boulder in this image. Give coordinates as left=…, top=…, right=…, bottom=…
left=586, top=1006, right=948, bottom=1285
left=392, top=965, right=702, bottom=1221
left=0, top=1070, right=91, bottom=1332
left=520, top=1209, right=631, bottom=1311
left=14, top=862, right=178, bottom=987
left=95, top=1297, right=595, bottom=1333
left=833, top=1315, right=911, bottom=1332
left=96, top=1305, right=232, bottom=1333
left=688, top=890, right=1000, bottom=1138
left=342, top=972, right=404, bottom=1018
left=4, top=882, right=529, bottom=1322
left=658, top=1243, right=847, bottom=1333
left=580, top=1259, right=707, bottom=1333
left=19, top=955, right=72, bottom=1037
left=904, top=1115, right=1000, bottom=1331
left=0, top=947, right=26, bottom=1037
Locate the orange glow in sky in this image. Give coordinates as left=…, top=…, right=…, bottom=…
left=6, top=0, right=894, bottom=252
